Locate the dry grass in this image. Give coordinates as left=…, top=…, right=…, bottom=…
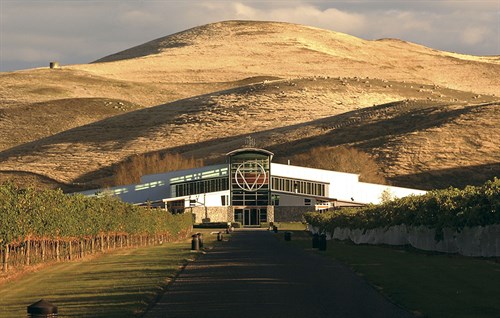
left=0, top=21, right=498, bottom=190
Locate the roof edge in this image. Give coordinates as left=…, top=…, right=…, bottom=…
left=226, top=148, right=274, bottom=157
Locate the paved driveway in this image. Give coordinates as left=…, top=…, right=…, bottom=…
left=143, top=229, right=413, bottom=318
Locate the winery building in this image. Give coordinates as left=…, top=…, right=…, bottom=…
left=80, top=147, right=426, bottom=226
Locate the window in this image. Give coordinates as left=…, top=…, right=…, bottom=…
left=172, top=177, right=229, bottom=197
left=221, top=195, right=228, bottom=206
left=271, top=176, right=327, bottom=197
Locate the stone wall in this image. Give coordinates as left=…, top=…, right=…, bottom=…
left=180, top=205, right=311, bottom=224
left=274, top=206, right=313, bottom=222
left=309, top=224, right=500, bottom=257
left=267, top=206, right=275, bottom=223
left=189, top=206, right=232, bottom=223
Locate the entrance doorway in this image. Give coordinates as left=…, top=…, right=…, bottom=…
left=234, top=208, right=267, bottom=227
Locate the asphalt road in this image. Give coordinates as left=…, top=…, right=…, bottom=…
left=143, top=229, right=414, bottom=318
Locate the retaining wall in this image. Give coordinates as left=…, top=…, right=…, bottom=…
left=309, top=224, right=500, bottom=257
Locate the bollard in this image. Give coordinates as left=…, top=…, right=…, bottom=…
left=27, top=299, right=58, bottom=318
left=284, top=231, right=292, bottom=241
left=273, top=225, right=278, bottom=233
left=217, top=232, right=223, bottom=241
left=191, top=234, right=199, bottom=251
left=319, top=234, right=327, bottom=251
left=312, top=233, right=319, bottom=248
left=197, top=233, right=204, bottom=249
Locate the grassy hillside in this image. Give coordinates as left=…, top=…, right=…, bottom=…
left=0, top=21, right=498, bottom=191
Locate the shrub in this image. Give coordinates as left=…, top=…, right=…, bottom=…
left=111, top=152, right=203, bottom=185
left=289, top=145, right=386, bottom=184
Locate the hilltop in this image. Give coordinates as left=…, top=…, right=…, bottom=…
left=0, top=20, right=498, bottom=190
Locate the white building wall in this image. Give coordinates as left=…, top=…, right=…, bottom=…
left=277, top=193, right=317, bottom=206
left=181, top=190, right=230, bottom=207
left=76, top=161, right=425, bottom=206
left=78, top=181, right=169, bottom=203
left=77, top=164, right=228, bottom=204
left=270, top=163, right=425, bottom=205
left=271, top=163, right=359, bottom=185
left=353, top=182, right=426, bottom=204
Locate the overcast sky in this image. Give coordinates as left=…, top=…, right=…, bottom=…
left=1, top=0, right=499, bottom=72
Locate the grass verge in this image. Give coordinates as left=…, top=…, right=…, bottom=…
left=0, top=229, right=221, bottom=318
left=276, top=223, right=500, bottom=318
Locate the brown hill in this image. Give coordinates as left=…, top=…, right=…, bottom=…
left=0, top=21, right=498, bottom=190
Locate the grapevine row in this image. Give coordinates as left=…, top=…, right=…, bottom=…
left=0, top=182, right=192, bottom=272
left=305, top=178, right=500, bottom=236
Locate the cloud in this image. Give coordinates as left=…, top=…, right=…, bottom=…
left=198, top=2, right=366, bottom=34
left=462, top=26, right=490, bottom=45
left=1, top=0, right=499, bottom=71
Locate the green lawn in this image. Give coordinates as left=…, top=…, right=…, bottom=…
left=277, top=224, right=500, bottom=318
left=0, top=230, right=221, bottom=318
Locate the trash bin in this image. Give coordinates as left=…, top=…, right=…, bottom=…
left=217, top=232, right=223, bottom=241
left=27, top=299, right=58, bottom=318
left=319, top=234, right=327, bottom=251
left=284, top=231, right=292, bottom=241
left=312, top=233, right=319, bottom=248
left=197, top=233, right=204, bottom=248
left=191, top=234, right=199, bottom=251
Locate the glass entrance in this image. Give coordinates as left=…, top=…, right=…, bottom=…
left=234, top=208, right=267, bottom=227
left=244, top=209, right=258, bottom=226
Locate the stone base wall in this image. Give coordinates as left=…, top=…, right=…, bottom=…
left=267, top=206, right=275, bottom=223
left=274, top=206, right=313, bottom=222
left=309, top=224, right=500, bottom=257
left=180, top=206, right=311, bottom=224
left=189, top=207, right=232, bottom=223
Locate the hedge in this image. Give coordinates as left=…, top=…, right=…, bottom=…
left=305, top=178, right=500, bottom=235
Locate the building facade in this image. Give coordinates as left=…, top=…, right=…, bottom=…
left=80, top=147, right=426, bottom=226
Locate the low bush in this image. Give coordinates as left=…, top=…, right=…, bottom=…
left=305, top=178, right=500, bottom=234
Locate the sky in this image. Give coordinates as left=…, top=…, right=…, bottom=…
left=1, top=0, right=499, bottom=72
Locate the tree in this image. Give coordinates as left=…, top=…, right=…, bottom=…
left=289, top=146, right=386, bottom=184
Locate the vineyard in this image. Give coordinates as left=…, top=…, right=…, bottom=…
left=305, top=178, right=500, bottom=238
left=0, top=182, right=192, bottom=272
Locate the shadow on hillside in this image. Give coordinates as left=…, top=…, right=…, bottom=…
left=0, top=78, right=290, bottom=161
left=92, top=40, right=190, bottom=63
left=70, top=101, right=490, bottom=189
left=389, top=163, right=500, bottom=190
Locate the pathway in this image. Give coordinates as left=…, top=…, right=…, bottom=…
left=143, top=229, right=413, bottom=318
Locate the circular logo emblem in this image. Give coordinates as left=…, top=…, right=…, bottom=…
left=234, top=161, right=267, bottom=192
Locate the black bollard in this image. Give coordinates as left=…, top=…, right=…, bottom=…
left=191, top=234, right=199, bottom=251
left=312, top=233, right=319, bottom=248
left=27, top=299, right=58, bottom=317
left=217, top=232, right=223, bottom=241
left=284, top=231, right=292, bottom=241
left=319, top=234, right=327, bottom=251
left=273, top=225, right=278, bottom=233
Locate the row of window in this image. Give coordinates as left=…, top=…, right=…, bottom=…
left=172, top=177, right=229, bottom=197
left=232, top=190, right=270, bottom=206
left=171, top=176, right=327, bottom=199
left=270, top=177, right=327, bottom=197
